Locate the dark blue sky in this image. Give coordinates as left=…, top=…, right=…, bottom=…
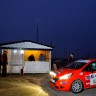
left=0, top=0, right=96, bottom=58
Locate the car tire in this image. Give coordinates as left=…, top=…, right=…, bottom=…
left=70, top=80, right=84, bottom=93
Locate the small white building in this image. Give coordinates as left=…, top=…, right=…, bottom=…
left=0, top=40, right=53, bottom=74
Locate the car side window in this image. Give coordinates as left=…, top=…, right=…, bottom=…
left=91, top=62, right=96, bottom=70
left=83, top=62, right=96, bottom=71
left=83, top=64, right=91, bottom=71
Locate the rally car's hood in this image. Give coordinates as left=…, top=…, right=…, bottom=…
left=55, top=67, right=77, bottom=76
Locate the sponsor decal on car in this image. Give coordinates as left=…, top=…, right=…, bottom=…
left=90, top=73, right=96, bottom=85
left=85, top=75, right=90, bottom=80
left=62, top=82, right=67, bottom=84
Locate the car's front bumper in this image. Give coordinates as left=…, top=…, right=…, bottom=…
left=49, top=77, right=71, bottom=91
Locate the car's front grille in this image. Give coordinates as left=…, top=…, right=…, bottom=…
left=53, top=77, right=59, bottom=82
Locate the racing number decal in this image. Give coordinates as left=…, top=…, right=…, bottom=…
left=90, top=73, right=96, bottom=85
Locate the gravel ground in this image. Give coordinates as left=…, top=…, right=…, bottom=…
left=0, top=73, right=96, bottom=96
left=20, top=73, right=96, bottom=96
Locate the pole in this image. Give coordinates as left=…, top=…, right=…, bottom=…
left=36, top=25, right=38, bottom=42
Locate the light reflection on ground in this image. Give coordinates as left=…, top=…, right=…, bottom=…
left=10, top=82, right=49, bottom=96
left=0, top=76, right=49, bottom=96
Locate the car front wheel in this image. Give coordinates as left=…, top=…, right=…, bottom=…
left=71, top=80, right=84, bottom=93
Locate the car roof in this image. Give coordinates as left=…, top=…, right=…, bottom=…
left=75, top=60, right=91, bottom=63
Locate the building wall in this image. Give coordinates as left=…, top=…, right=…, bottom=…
left=3, top=49, right=51, bottom=73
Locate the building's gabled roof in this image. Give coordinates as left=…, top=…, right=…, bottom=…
left=0, top=40, right=53, bottom=50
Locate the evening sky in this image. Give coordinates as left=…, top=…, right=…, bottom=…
left=0, top=0, right=96, bottom=58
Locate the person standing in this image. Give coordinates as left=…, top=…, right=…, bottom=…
left=38, top=54, right=46, bottom=61
left=0, top=54, right=2, bottom=75
left=69, top=53, right=75, bottom=63
left=28, top=54, right=35, bottom=61
left=2, top=51, right=8, bottom=77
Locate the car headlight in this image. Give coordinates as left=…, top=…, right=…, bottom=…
left=49, top=71, right=56, bottom=77
left=59, top=73, right=73, bottom=80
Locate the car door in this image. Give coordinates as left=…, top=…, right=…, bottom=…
left=82, top=62, right=96, bottom=88
left=89, top=62, right=96, bottom=88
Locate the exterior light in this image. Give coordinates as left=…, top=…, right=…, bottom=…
left=14, top=49, right=17, bottom=54
left=21, top=50, right=24, bottom=54
left=49, top=71, right=56, bottom=77
left=59, top=73, right=73, bottom=80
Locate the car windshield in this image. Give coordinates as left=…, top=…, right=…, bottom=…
left=65, top=62, right=86, bottom=69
